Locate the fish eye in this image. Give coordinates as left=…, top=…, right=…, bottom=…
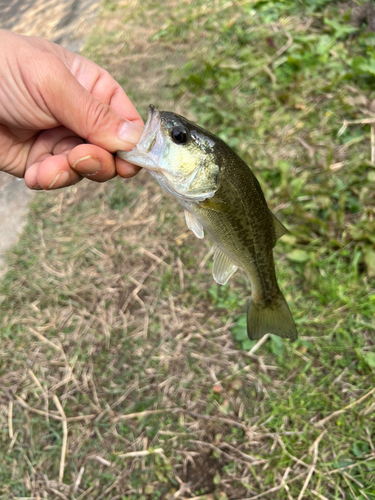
left=170, top=125, right=190, bottom=145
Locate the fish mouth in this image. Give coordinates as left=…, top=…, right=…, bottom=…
left=137, top=104, right=161, bottom=154
left=117, top=105, right=161, bottom=170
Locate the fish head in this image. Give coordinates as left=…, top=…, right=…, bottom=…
left=118, top=105, right=220, bottom=202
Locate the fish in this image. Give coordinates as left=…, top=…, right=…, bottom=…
left=118, top=105, right=297, bottom=341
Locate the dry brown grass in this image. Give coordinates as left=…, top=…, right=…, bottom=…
left=1, top=171, right=374, bottom=498
left=0, top=175, right=258, bottom=498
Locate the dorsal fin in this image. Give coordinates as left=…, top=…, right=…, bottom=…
left=271, top=211, right=289, bottom=243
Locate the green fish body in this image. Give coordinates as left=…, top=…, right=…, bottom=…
left=118, top=105, right=297, bottom=341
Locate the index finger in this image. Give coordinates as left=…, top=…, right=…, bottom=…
left=66, top=52, right=144, bottom=127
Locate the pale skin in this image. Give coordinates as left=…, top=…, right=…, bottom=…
left=0, top=30, right=144, bottom=190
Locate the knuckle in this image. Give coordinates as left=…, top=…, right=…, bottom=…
left=85, top=99, right=112, bottom=140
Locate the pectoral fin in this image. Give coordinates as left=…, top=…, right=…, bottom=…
left=213, top=247, right=238, bottom=285
left=199, top=198, right=230, bottom=213
left=184, top=210, right=204, bottom=239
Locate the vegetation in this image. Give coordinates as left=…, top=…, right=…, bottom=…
left=1, top=0, right=374, bottom=499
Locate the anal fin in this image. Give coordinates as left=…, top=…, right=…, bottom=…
left=213, top=247, right=238, bottom=285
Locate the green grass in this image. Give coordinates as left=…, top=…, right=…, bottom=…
left=1, top=0, right=375, bottom=499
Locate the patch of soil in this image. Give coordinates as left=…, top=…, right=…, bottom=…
left=181, top=452, right=223, bottom=494
left=351, top=1, right=375, bottom=32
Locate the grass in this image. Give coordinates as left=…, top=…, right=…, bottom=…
left=1, top=0, right=375, bottom=499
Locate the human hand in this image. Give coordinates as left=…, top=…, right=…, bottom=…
left=0, top=30, right=144, bottom=190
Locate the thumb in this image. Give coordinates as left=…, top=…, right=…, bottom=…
left=42, top=61, right=143, bottom=152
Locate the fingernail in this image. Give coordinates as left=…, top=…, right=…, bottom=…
left=119, top=165, right=142, bottom=178
left=48, top=171, right=70, bottom=189
left=118, top=120, right=144, bottom=145
left=72, top=155, right=101, bottom=175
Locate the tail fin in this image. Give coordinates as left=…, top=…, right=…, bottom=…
left=247, top=293, right=297, bottom=341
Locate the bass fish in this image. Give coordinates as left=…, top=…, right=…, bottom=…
left=118, top=105, right=297, bottom=341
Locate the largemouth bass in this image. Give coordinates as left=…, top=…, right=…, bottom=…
left=118, top=105, right=297, bottom=341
